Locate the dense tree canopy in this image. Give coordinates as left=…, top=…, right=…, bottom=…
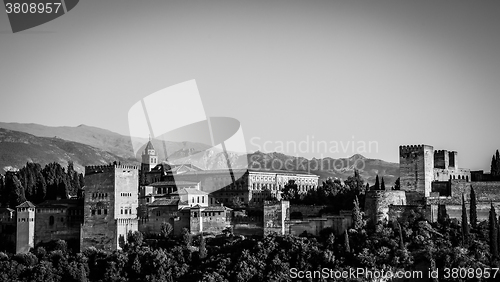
left=0, top=162, right=84, bottom=207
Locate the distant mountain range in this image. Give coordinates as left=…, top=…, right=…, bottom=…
left=0, top=122, right=399, bottom=185
left=0, top=128, right=126, bottom=172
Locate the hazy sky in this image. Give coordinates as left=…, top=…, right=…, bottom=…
left=1, top=0, right=500, bottom=171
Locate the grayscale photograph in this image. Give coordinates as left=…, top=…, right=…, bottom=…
left=1, top=1, right=500, bottom=281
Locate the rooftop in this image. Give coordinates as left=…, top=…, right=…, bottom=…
left=171, top=188, right=208, bottom=196
left=174, top=168, right=318, bottom=177
left=150, top=180, right=200, bottom=186
left=149, top=198, right=180, bottom=206
left=16, top=201, right=35, bottom=208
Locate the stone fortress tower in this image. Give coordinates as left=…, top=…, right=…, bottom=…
left=365, top=144, right=473, bottom=224
left=15, top=201, right=35, bottom=253
left=81, top=164, right=139, bottom=251
left=399, top=145, right=435, bottom=198
left=140, top=140, right=158, bottom=185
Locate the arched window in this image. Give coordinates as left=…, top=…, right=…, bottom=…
left=49, top=216, right=54, bottom=226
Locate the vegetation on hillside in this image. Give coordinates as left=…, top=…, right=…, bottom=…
left=0, top=162, right=84, bottom=207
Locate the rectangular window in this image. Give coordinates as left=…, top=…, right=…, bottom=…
left=91, top=210, right=95, bottom=216
left=121, top=209, right=123, bottom=214
left=97, top=209, right=101, bottom=215
left=104, top=209, right=107, bottom=215
left=125, top=209, right=128, bottom=214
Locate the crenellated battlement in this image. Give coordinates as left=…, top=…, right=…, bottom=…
left=399, top=144, right=433, bottom=154
left=85, top=164, right=139, bottom=175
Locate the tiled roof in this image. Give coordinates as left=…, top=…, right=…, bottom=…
left=149, top=199, right=180, bottom=206
left=170, top=188, right=208, bottom=196
left=145, top=141, right=155, bottom=151
left=16, top=201, right=35, bottom=208
left=150, top=180, right=199, bottom=186
left=203, top=206, right=228, bottom=211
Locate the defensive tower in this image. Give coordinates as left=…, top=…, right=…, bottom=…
left=81, top=164, right=139, bottom=251
left=399, top=145, right=434, bottom=198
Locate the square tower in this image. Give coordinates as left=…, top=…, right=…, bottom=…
left=81, top=164, right=139, bottom=251
left=399, top=145, right=434, bottom=198
left=16, top=201, right=35, bottom=253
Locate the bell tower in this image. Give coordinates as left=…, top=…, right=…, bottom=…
left=140, top=139, right=158, bottom=185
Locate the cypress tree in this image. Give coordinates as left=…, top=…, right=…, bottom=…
left=394, top=177, right=401, bottom=190
left=199, top=235, right=207, bottom=259
left=492, top=155, right=498, bottom=176
left=470, top=187, right=477, bottom=229
left=496, top=150, right=500, bottom=176
left=461, top=194, right=469, bottom=244
left=344, top=230, right=350, bottom=253
left=352, top=196, right=364, bottom=230
left=498, top=215, right=500, bottom=259
left=489, top=203, right=498, bottom=259
left=398, top=222, right=405, bottom=250
left=374, top=175, right=380, bottom=190
left=381, top=177, right=386, bottom=191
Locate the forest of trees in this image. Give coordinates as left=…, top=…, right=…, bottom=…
left=2, top=166, right=500, bottom=281
left=1, top=205, right=500, bottom=282
left=0, top=162, right=84, bottom=208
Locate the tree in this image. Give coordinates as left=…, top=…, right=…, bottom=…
left=394, top=177, right=400, bottom=190
left=397, top=222, right=405, bottom=250
left=352, top=196, right=364, bottom=231
left=489, top=203, right=498, bottom=259
left=182, top=228, right=192, bottom=247
left=344, top=170, right=365, bottom=195
left=344, top=230, right=350, bottom=253
left=199, top=235, right=207, bottom=259
left=282, top=180, right=298, bottom=202
left=161, top=221, right=173, bottom=238
left=381, top=177, right=386, bottom=191
left=365, top=183, right=370, bottom=192
left=374, top=175, right=380, bottom=190
left=492, top=150, right=500, bottom=177
left=5, top=173, right=26, bottom=208
left=470, top=187, right=477, bottom=229
left=126, top=231, right=143, bottom=249
left=461, top=194, right=469, bottom=245
left=231, top=196, right=244, bottom=208
left=496, top=150, right=500, bottom=177
left=492, top=155, right=498, bottom=176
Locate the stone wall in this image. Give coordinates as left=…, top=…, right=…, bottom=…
left=34, top=205, right=83, bottom=248
left=364, top=190, right=406, bottom=224
left=289, top=205, right=327, bottom=219
left=434, top=150, right=449, bottom=169
left=200, top=208, right=230, bottom=233
left=263, top=201, right=290, bottom=235
left=81, top=165, right=139, bottom=251
left=0, top=210, right=16, bottom=252
left=286, top=215, right=349, bottom=237
left=399, top=145, right=434, bottom=197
